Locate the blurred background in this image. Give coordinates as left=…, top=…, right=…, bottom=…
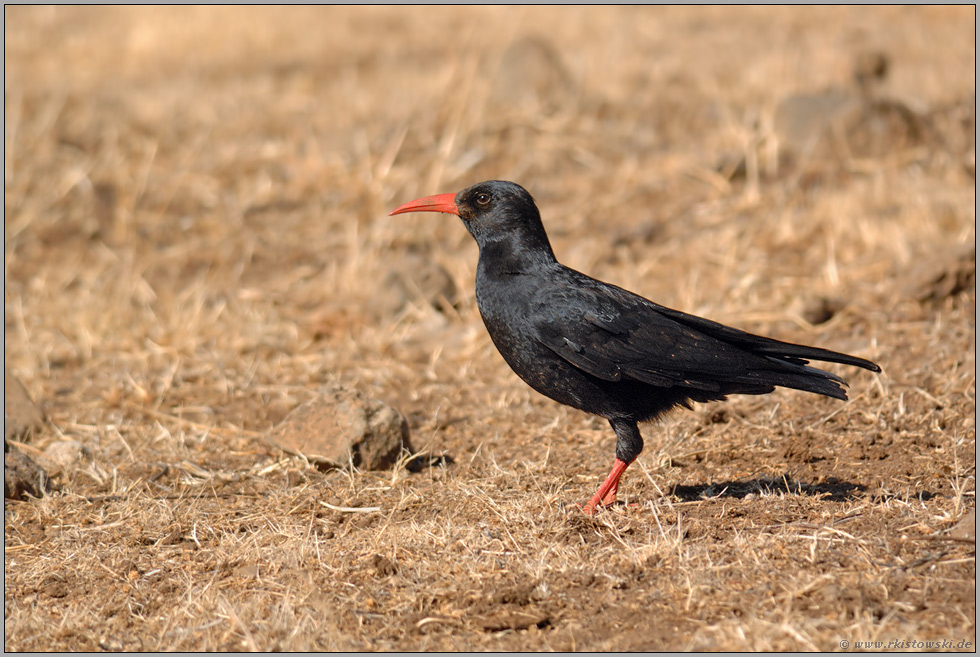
left=5, top=6, right=974, bottom=423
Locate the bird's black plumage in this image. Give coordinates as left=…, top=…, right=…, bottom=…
left=391, top=180, right=881, bottom=513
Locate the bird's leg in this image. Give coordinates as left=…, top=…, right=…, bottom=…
left=582, top=457, right=631, bottom=515
left=600, top=471, right=622, bottom=506
left=582, top=418, right=644, bottom=515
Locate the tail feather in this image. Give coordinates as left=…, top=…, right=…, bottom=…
left=753, top=342, right=880, bottom=373
left=655, top=303, right=881, bottom=373
left=755, top=361, right=851, bottom=401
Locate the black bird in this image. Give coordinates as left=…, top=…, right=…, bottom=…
left=390, top=181, right=881, bottom=514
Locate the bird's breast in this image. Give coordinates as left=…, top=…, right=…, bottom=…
left=475, top=274, right=544, bottom=357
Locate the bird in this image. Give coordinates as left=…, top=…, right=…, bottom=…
left=390, top=180, right=881, bottom=514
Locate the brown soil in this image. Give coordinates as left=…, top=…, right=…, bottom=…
left=4, top=6, right=975, bottom=652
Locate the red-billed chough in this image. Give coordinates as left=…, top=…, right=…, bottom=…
left=390, top=180, right=881, bottom=514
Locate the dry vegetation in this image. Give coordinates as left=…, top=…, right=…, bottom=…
left=4, top=6, right=975, bottom=652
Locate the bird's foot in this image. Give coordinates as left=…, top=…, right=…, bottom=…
left=581, top=498, right=614, bottom=516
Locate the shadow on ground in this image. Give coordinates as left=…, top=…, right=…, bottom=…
left=671, top=475, right=868, bottom=502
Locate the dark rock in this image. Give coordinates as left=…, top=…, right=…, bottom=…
left=4, top=442, right=52, bottom=500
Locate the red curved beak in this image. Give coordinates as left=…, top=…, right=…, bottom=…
left=389, top=193, right=459, bottom=216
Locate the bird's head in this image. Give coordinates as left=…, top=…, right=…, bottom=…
left=390, top=181, right=554, bottom=257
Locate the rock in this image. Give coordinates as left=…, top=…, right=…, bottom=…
left=270, top=387, right=411, bottom=471
left=4, top=369, right=46, bottom=443
left=4, top=441, right=52, bottom=500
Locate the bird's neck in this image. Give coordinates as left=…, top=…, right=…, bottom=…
left=477, top=235, right=557, bottom=277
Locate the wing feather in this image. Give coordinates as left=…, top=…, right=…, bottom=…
left=528, top=276, right=865, bottom=399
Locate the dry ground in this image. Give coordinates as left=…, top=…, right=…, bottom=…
left=4, top=6, right=975, bottom=652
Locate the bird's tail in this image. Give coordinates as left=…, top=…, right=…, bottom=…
left=754, top=360, right=853, bottom=401
left=654, top=303, right=881, bottom=374
left=753, top=341, right=881, bottom=373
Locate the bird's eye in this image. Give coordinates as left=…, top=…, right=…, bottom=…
left=475, top=193, right=491, bottom=205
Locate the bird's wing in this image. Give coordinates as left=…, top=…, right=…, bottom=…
left=529, top=283, right=762, bottom=392
left=527, top=274, right=864, bottom=401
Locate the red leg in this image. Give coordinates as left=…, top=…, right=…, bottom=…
left=582, top=457, right=631, bottom=515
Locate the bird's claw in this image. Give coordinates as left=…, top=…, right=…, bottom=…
left=581, top=492, right=618, bottom=516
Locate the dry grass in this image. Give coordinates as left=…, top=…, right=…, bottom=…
left=4, top=6, right=975, bottom=652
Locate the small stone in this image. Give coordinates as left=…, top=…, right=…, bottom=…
left=269, top=387, right=411, bottom=471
